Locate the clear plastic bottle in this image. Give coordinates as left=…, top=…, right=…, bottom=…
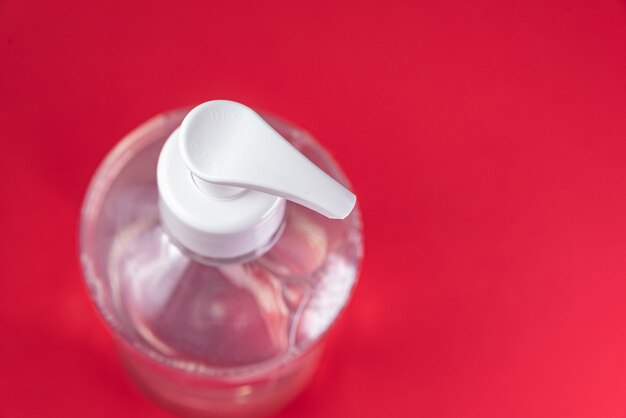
left=79, top=106, right=363, bottom=417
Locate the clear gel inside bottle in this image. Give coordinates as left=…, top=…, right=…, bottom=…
left=80, top=107, right=363, bottom=417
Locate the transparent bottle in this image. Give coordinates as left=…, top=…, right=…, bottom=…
left=79, top=104, right=363, bottom=417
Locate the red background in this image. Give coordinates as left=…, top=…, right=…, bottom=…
left=2, top=0, right=626, bottom=417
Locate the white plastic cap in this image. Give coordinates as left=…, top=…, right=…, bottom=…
left=157, top=100, right=356, bottom=261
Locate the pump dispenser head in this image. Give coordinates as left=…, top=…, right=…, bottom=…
left=157, top=100, right=356, bottom=261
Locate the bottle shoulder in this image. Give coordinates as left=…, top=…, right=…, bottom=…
left=107, top=198, right=360, bottom=367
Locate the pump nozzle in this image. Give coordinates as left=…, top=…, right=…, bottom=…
left=178, top=100, right=355, bottom=219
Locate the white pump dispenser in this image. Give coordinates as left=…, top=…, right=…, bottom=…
left=157, top=100, right=356, bottom=261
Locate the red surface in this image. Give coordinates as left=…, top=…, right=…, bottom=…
left=2, top=0, right=626, bottom=416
